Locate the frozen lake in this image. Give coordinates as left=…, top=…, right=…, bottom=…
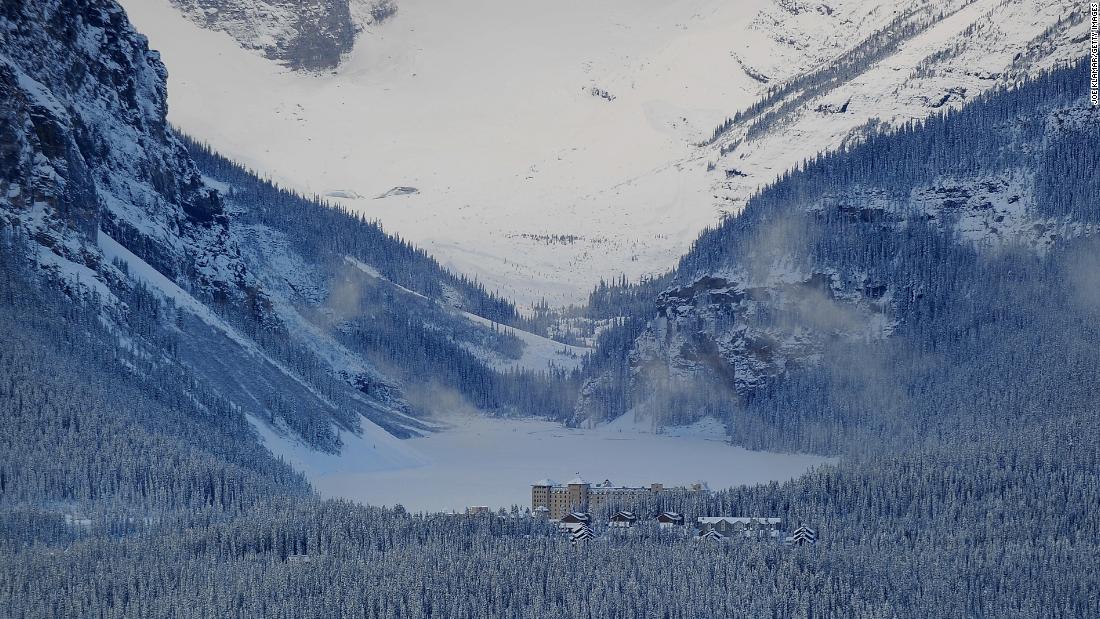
left=256, top=413, right=832, bottom=512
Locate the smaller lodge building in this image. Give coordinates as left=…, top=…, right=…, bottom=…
left=558, top=512, right=592, bottom=532
left=657, top=512, right=684, bottom=528
left=609, top=511, right=638, bottom=527
left=697, top=517, right=782, bottom=539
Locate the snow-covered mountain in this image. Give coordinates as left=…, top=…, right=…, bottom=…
left=4, top=3, right=1100, bottom=615
left=5, top=0, right=1090, bottom=455
left=705, top=0, right=1086, bottom=217
left=0, top=0, right=584, bottom=465
left=119, top=0, right=1085, bottom=305
left=573, top=62, right=1099, bottom=440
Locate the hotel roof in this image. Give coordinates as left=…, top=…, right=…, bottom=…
left=697, top=517, right=781, bottom=525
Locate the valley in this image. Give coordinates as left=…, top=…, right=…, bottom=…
left=256, top=412, right=831, bottom=512
left=121, top=0, right=1083, bottom=305
left=1, top=0, right=1097, bottom=615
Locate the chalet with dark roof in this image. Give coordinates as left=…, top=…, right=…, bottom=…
left=609, top=511, right=638, bottom=527
left=657, top=512, right=684, bottom=528
left=696, top=529, right=725, bottom=542
left=558, top=512, right=591, bottom=532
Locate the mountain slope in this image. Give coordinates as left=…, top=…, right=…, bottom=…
left=120, top=0, right=1085, bottom=305
left=575, top=61, right=1099, bottom=452
left=0, top=0, right=583, bottom=466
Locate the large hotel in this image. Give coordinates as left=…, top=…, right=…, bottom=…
left=531, top=477, right=707, bottom=519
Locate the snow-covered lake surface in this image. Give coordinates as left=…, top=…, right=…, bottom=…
left=255, top=413, right=832, bottom=512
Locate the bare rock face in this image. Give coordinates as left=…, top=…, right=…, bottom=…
left=168, top=0, right=359, bottom=71
left=0, top=59, right=99, bottom=243
left=576, top=267, right=893, bottom=427
left=0, top=0, right=258, bottom=308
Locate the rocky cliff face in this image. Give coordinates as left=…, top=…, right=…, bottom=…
left=0, top=0, right=255, bottom=305
left=632, top=268, right=892, bottom=396
left=575, top=255, right=896, bottom=428
left=167, top=0, right=362, bottom=70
